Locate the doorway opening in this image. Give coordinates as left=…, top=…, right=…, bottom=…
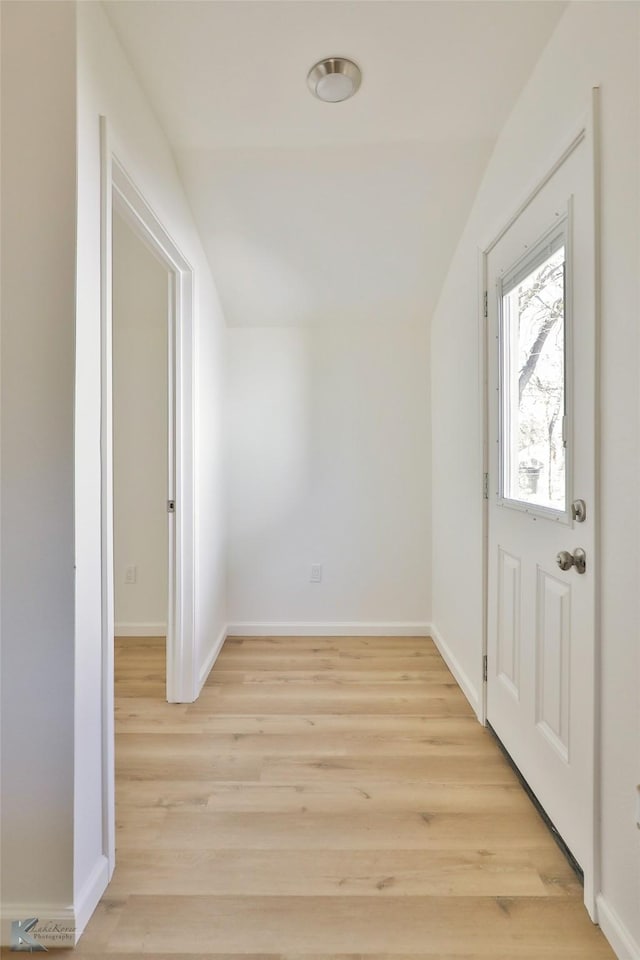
left=100, top=118, right=197, bottom=877
left=112, top=210, right=170, bottom=699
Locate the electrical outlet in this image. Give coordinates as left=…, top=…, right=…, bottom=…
left=310, top=564, right=322, bottom=583
left=124, top=565, right=137, bottom=584
left=636, top=785, right=640, bottom=829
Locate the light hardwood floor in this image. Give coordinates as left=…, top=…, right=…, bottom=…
left=66, top=635, right=614, bottom=958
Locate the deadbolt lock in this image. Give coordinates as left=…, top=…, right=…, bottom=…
left=556, top=547, right=586, bottom=575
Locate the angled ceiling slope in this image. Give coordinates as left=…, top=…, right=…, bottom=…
left=104, top=1, right=566, bottom=327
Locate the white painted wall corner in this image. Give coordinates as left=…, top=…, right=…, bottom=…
left=430, top=622, right=482, bottom=720
left=597, top=895, right=640, bottom=960
left=196, top=625, right=229, bottom=695
left=74, top=854, right=110, bottom=943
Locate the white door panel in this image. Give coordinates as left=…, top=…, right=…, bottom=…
left=486, top=127, right=596, bottom=909
left=497, top=547, right=521, bottom=699
left=536, top=567, right=571, bottom=762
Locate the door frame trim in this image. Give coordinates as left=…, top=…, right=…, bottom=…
left=99, top=116, right=197, bottom=878
left=478, top=89, right=602, bottom=919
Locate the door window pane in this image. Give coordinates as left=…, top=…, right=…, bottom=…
left=500, top=244, right=566, bottom=512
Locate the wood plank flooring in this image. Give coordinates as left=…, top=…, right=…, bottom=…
left=66, top=634, right=614, bottom=958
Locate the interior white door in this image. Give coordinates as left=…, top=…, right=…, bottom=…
left=486, top=126, right=596, bottom=910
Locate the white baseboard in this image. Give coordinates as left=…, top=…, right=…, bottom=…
left=597, top=894, right=640, bottom=960
left=226, top=621, right=431, bottom=638
left=196, top=624, right=228, bottom=695
left=74, top=854, right=110, bottom=942
left=1, top=854, right=110, bottom=948
left=114, top=622, right=166, bottom=637
left=1, top=903, right=76, bottom=949
left=430, top=622, right=481, bottom=719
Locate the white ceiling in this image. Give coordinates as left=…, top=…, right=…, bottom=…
left=104, top=1, right=566, bottom=327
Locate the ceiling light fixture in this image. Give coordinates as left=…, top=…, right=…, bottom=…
left=307, top=57, right=362, bottom=103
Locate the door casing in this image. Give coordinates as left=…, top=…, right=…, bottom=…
left=99, top=116, right=197, bottom=878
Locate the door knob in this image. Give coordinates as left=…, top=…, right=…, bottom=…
left=571, top=499, right=587, bottom=523
left=556, top=548, right=586, bottom=574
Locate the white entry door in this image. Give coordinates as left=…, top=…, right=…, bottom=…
left=486, top=126, right=597, bottom=911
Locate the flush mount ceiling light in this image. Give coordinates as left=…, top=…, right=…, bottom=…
left=307, top=57, right=362, bottom=103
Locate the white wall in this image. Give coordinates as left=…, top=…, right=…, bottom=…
left=227, top=319, right=431, bottom=631
left=73, top=0, right=227, bottom=933
left=0, top=0, right=227, bottom=935
left=113, top=212, right=168, bottom=635
left=0, top=0, right=76, bottom=922
left=431, top=3, right=640, bottom=955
